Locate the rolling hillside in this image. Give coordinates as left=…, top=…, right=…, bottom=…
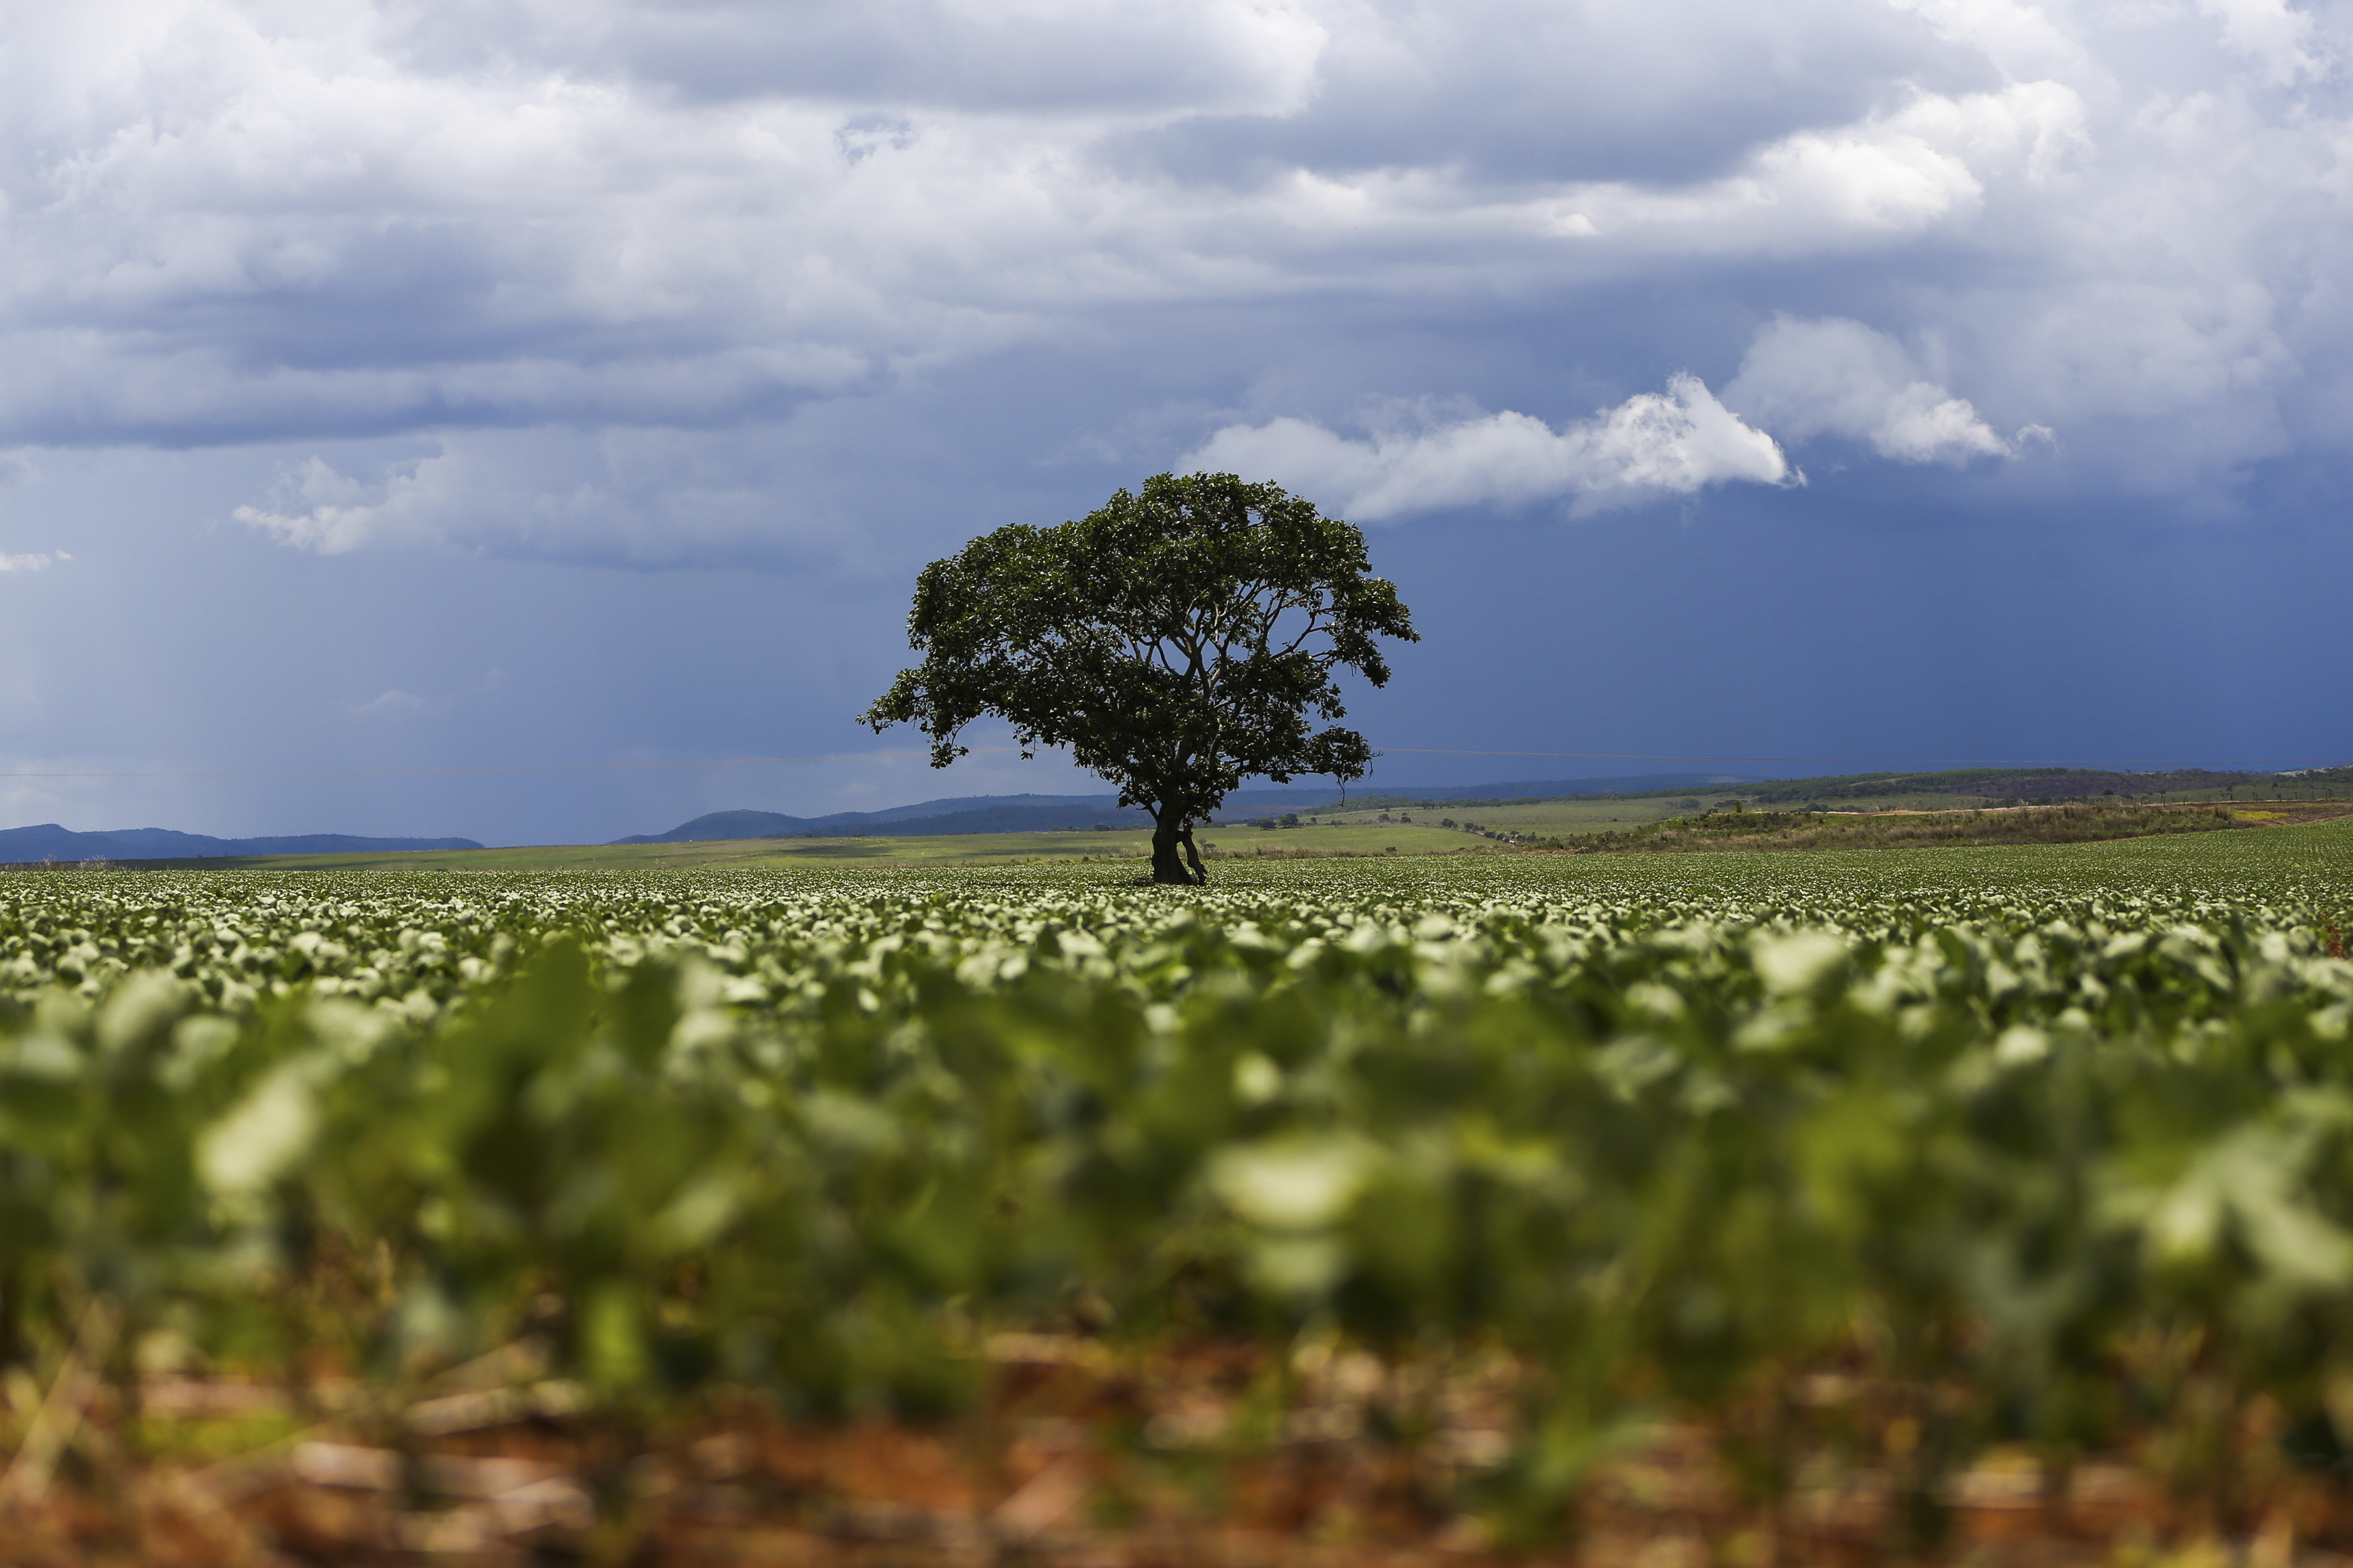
left=0, top=824, right=483, bottom=864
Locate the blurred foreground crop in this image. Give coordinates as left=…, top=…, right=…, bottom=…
left=3, top=835, right=2352, bottom=1563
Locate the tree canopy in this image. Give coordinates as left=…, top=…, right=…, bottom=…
left=860, top=471, right=1418, bottom=883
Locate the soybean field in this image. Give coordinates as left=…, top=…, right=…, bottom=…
left=2, top=821, right=2351, bottom=1564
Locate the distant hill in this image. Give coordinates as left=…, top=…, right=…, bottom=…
left=1305, top=774, right=1758, bottom=809
left=617, top=776, right=1761, bottom=843
left=615, top=797, right=1155, bottom=843
left=618, top=766, right=2352, bottom=845
left=613, top=809, right=810, bottom=843
left=0, top=824, right=484, bottom=864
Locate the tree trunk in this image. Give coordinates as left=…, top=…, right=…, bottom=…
left=1178, top=824, right=1208, bottom=884
left=1149, top=810, right=1202, bottom=886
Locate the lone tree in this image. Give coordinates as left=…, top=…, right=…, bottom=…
left=860, top=471, right=1418, bottom=884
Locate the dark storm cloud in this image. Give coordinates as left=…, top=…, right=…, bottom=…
left=7, top=0, right=2348, bottom=556
left=375, top=0, right=1327, bottom=115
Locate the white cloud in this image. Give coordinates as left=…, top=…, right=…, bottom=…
left=387, top=0, right=1334, bottom=115
left=0, top=0, right=2342, bottom=554
left=350, top=689, right=426, bottom=718
left=1535, top=83, right=2087, bottom=256
left=2195, top=0, right=2322, bottom=84
left=1185, top=376, right=1793, bottom=519
left=1882, top=0, right=2095, bottom=84
left=233, top=426, right=869, bottom=568
left=0, top=551, right=67, bottom=572
left=0, top=0, right=1333, bottom=452
left=1724, top=316, right=2023, bottom=464
left=236, top=458, right=383, bottom=554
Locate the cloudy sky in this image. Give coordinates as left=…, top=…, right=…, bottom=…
left=2, top=0, right=2348, bottom=844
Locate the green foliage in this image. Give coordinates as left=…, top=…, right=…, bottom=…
left=860, top=471, right=1417, bottom=883
left=0, top=825, right=2350, bottom=1534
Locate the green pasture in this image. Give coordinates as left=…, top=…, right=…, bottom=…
left=71, top=774, right=2352, bottom=876
left=1315, top=778, right=2350, bottom=841
left=98, top=820, right=1476, bottom=873
left=1298, top=789, right=2035, bottom=839
left=102, top=829, right=1153, bottom=873
left=1304, top=795, right=1693, bottom=837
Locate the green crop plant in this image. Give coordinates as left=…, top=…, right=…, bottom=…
left=0, top=822, right=2348, bottom=1554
